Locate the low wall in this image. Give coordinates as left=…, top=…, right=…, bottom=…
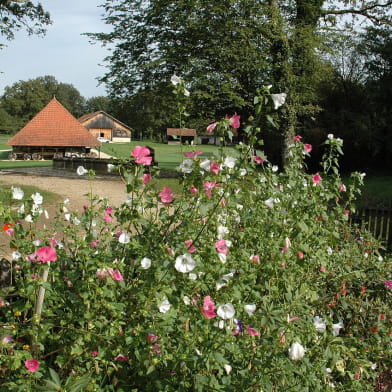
left=53, top=157, right=116, bottom=175
left=52, top=157, right=180, bottom=178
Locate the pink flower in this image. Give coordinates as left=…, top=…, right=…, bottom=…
left=312, top=173, right=322, bottom=185
left=159, top=187, right=174, bottom=204
left=246, top=326, right=259, bottom=336
left=215, top=239, right=229, bottom=255
left=184, top=151, right=203, bottom=158
left=107, top=268, right=124, bottom=282
left=90, top=240, right=99, bottom=248
left=206, top=122, right=218, bottom=133
left=114, top=354, right=129, bottom=362
left=229, top=113, right=240, bottom=129
left=131, top=146, right=152, bottom=165
left=185, top=239, right=196, bottom=253
left=201, top=296, right=217, bottom=319
left=297, top=252, right=304, bottom=259
left=344, top=210, right=350, bottom=217
left=105, top=207, right=113, bottom=214
left=147, top=333, right=158, bottom=343
left=166, top=247, right=175, bottom=256
left=203, top=181, right=218, bottom=199
left=253, top=156, right=264, bottom=164
left=91, top=351, right=99, bottom=357
left=35, top=246, right=57, bottom=263
left=319, top=266, right=326, bottom=273
left=143, top=173, right=151, bottom=185
left=293, top=135, right=302, bottom=141
left=2, top=334, right=13, bottom=344
left=210, top=161, right=220, bottom=175
left=190, top=185, right=198, bottom=194
left=339, top=184, right=347, bottom=192
left=384, top=280, right=392, bottom=290
left=103, top=214, right=112, bottom=223
left=24, top=359, right=40, bottom=372
left=303, top=144, right=312, bottom=154
left=250, top=254, right=260, bottom=263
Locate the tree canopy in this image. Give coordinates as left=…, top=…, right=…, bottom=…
left=0, top=0, right=51, bottom=47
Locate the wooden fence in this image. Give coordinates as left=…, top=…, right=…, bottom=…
left=351, top=200, right=392, bottom=250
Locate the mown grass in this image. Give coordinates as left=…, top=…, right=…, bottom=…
left=0, top=182, right=60, bottom=205
left=100, top=141, right=236, bottom=170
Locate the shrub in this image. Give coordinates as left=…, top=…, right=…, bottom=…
left=0, top=89, right=391, bottom=392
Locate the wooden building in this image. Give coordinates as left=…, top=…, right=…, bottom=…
left=166, top=128, right=196, bottom=144
left=79, top=111, right=132, bottom=142
left=7, top=98, right=101, bottom=160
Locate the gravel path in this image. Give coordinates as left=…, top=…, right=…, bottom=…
left=0, top=171, right=128, bottom=209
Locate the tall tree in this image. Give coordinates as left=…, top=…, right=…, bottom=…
left=0, top=76, right=86, bottom=132
left=0, top=0, right=51, bottom=47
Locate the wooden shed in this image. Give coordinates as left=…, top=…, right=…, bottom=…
left=7, top=98, right=101, bottom=160
left=79, top=111, right=132, bottom=143
left=166, top=128, right=196, bottom=144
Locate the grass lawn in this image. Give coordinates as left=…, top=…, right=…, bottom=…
left=0, top=182, right=60, bottom=204
left=100, top=141, right=237, bottom=170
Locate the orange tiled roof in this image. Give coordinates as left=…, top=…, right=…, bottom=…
left=7, top=98, right=101, bottom=147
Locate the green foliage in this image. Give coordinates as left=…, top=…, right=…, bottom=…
left=0, top=92, right=391, bottom=391
left=0, top=76, right=86, bottom=133
left=0, top=0, right=51, bottom=44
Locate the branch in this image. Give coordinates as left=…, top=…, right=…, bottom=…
left=322, top=2, right=392, bottom=26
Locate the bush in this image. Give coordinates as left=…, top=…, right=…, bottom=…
left=0, top=91, right=391, bottom=392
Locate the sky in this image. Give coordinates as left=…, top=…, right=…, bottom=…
left=0, top=0, right=110, bottom=98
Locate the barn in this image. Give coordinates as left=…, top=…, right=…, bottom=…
left=7, top=97, right=101, bottom=160
left=78, top=111, right=132, bottom=143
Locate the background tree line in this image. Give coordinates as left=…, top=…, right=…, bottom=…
left=0, top=0, right=391, bottom=173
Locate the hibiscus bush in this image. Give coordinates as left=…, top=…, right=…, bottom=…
left=0, top=87, right=391, bottom=392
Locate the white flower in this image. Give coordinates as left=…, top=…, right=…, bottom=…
left=179, top=159, right=193, bottom=173
left=11, top=186, right=24, bottom=200
left=265, top=197, right=275, bottom=209
left=188, top=273, right=198, bottom=280
left=12, top=251, right=21, bottom=260
left=31, top=192, right=43, bottom=205
left=107, top=164, right=116, bottom=173
left=288, top=342, right=305, bottom=360
left=271, top=93, right=287, bottom=110
left=218, top=253, right=227, bottom=264
left=239, top=168, right=247, bottom=176
left=327, top=133, right=334, bottom=139
left=224, top=364, right=232, bottom=375
left=244, top=304, right=256, bottom=316
left=171, top=74, right=181, bottom=85
left=272, top=165, right=279, bottom=172
left=25, top=214, right=33, bottom=223
left=327, top=246, right=333, bottom=255
left=175, top=253, right=196, bottom=273
left=217, top=303, right=235, bottom=320
left=44, top=210, right=49, bottom=219
left=76, top=166, right=88, bottom=176
left=332, top=321, right=344, bottom=336
left=195, top=348, right=202, bottom=356
left=33, top=240, right=41, bottom=246
left=119, top=232, right=130, bottom=244
left=140, top=257, right=151, bottom=269
left=183, top=296, right=191, bottom=305
left=217, top=225, right=229, bottom=239
left=313, top=316, right=326, bottom=333
left=183, top=88, right=190, bottom=97
left=199, top=159, right=211, bottom=172
left=64, top=213, right=71, bottom=221
left=223, top=156, right=236, bottom=169
left=159, top=299, right=171, bottom=313
left=72, top=217, right=81, bottom=225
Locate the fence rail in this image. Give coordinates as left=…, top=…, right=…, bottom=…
left=351, top=200, right=392, bottom=250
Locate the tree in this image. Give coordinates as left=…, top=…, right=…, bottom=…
left=0, top=76, right=86, bottom=132
left=0, top=0, right=51, bottom=47
left=85, top=95, right=112, bottom=114
left=89, top=0, right=271, bottom=129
